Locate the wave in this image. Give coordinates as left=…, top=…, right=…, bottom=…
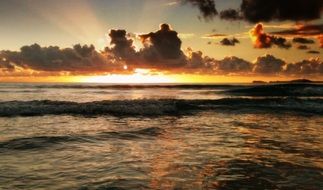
left=0, top=127, right=163, bottom=151
left=226, top=83, right=323, bottom=97
left=0, top=98, right=322, bottom=117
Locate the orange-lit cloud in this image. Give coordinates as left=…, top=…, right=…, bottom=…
left=249, top=23, right=291, bottom=49
left=318, top=35, right=323, bottom=48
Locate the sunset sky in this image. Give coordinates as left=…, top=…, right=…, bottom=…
left=0, top=0, right=322, bottom=83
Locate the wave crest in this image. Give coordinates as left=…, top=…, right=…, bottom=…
left=0, top=98, right=322, bottom=117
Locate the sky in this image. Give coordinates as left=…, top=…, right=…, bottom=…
left=0, top=0, right=322, bottom=83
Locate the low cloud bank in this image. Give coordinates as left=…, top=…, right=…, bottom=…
left=0, top=24, right=322, bottom=78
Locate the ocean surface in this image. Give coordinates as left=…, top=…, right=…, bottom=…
left=0, top=83, right=322, bottom=190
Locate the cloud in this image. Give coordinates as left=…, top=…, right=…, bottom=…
left=292, top=37, right=315, bottom=44
left=307, top=50, right=320, bottom=54
left=203, top=33, right=227, bottom=39
left=240, top=0, right=323, bottom=23
left=1, top=23, right=322, bottom=78
left=107, top=29, right=136, bottom=59
left=297, top=45, right=309, bottom=50
left=104, top=24, right=186, bottom=70
left=183, top=0, right=323, bottom=23
left=220, top=38, right=240, bottom=46
left=137, top=23, right=186, bottom=69
left=165, top=1, right=179, bottom=7
left=178, top=33, right=195, bottom=39
left=253, top=54, right=286, bottom=74
left=0, top=58, right=15, bottom=72
left=182, top=0, right=217, bottom=20
left=318, top=35, right=323, bottom=48
left=185, top=48, right=214, bottom=71
left=1, top=44, right=124, bottom=75
left=215, top=56, right=253, bottom=74
left=271, top=24, right=323, bottom=36
left=219, top=9, right=243, bottom=21
left=270, top=24, right=323, bottom=48
left=249, top=23, right=291, bottom=49
left=285, top=58, right=323, bottom=75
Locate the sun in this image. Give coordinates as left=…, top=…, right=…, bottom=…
left=82, top=69, right=174, bottom=84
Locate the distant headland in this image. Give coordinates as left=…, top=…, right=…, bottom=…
left=252, top=79, right=323, bottom=84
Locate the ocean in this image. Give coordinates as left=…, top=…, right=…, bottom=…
left=0, top=83, right=322, bottom=190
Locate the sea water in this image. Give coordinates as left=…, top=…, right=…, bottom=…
left=0, top=83, right=322, bottom=189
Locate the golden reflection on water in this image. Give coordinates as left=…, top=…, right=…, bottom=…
left=0, top=112, right=322, bottom=189
left=149, top=121, right=185, bottom=189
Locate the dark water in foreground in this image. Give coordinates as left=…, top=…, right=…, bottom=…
left=0, top=83, right=322, bottom=189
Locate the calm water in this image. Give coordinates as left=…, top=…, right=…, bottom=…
left=0, top=83, right=322, bottom=189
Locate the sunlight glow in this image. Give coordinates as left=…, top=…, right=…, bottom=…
left=82, top=70, right=174, bottom=84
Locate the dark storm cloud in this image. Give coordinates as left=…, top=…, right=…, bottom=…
left=0, top=44, right=123, bottom=74
left=184, top=0, right=322, bottom=23
left=182, top=0, right=217, bottom=20
left=220, top=38, right=240, bottom=46
left=253, top=54, right=286, bottom=74
left=249, top=23, right=291, bottom=49
left=307, top=50, right=320, bottom=54
left=220, top=9, right=243, bottom=21
left=240, top=0, right=323, bottom=23
left=292, top=37, right=315, bottom=44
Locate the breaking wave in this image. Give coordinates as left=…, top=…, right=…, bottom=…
left=0, top=98, right=322, bottom=117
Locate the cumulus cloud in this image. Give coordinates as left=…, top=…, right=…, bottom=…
left=1, top=23, right=322, bottom=78
left=185, top=48, right=214, bottom=72
left=285, top=58, right=323, bottom=75
left=139, top=24, right=183, bottom=60
left=1, top=44, right=123, bottom=75
left=220, top=38, right=240, bottom=46
left=182, top=0, right=217, bottom=20
left=249, top=23, right=291, bottom=49
left=215, top=56, right=253, bottom=74
left=253, top=54, right=285, bottom=74
left=137, top=23, right=186, bottom=69
left=104, top=24, right=186, bottom=70
left=107, top=29, right=136, bottom=59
